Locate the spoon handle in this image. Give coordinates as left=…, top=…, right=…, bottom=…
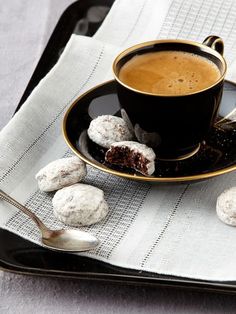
left=0, top=189, right=48, bottom=231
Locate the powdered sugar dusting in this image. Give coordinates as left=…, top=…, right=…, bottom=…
left=87, top=115, right=133, bottom=148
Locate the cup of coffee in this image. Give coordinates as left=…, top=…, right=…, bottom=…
left=113, top=36, right=226, bottom=160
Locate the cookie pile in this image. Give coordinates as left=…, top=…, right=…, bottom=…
left=35, top=156, right=108, bottom=226
left=88, top=114, right=156, bottom=176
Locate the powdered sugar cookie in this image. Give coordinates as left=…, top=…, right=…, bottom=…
left=52, top=183, right=108, bottom=226
left=105, top=141, right=156, bottom=176
left=36, top=156, right=87, bottom=192
left=216, top=187, right=236, bottom=226
left=87, top=115, right=133, bottom=148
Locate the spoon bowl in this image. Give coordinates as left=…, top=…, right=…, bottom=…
left=0, top=189, right=100, bottom=252
left=42, top=228, right=99, bottom=252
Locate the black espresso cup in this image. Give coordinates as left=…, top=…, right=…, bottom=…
left=113, top=36, right=226, bottom=160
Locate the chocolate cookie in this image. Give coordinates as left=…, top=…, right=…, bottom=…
left=105, top=141, right=156, bottom=176
left=35, top=156, right=87, bottom=192
left=216, top=187, right=236, bottom=226
left=52, top=183, right=108, bottom=226
left=88, top=115, right=133, bottom=148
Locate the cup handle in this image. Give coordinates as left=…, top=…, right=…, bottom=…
left=202, top=36, right=224, bottom=55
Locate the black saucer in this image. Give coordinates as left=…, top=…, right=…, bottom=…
left=63, top=80, right=236, bottom=182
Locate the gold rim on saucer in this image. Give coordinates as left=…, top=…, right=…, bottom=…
left=63, top=80, right=236, bottom=183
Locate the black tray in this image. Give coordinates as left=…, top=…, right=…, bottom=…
left=2, top=0, right=236, bottom=294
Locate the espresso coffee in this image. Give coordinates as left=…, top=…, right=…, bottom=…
left=119, top=51, right=221, bottom=95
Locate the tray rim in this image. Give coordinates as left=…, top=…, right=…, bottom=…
left=1, top=248, right=236, bottom=295
left=2, top=0, right=236, bottom=295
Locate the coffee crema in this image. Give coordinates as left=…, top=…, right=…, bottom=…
left=118, top=51, right=221, bottom=95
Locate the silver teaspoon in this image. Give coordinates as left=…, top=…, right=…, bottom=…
left=0, top=189, right=99, bottom=252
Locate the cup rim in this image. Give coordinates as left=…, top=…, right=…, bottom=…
left=112, top=39, right=227, bottom=97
